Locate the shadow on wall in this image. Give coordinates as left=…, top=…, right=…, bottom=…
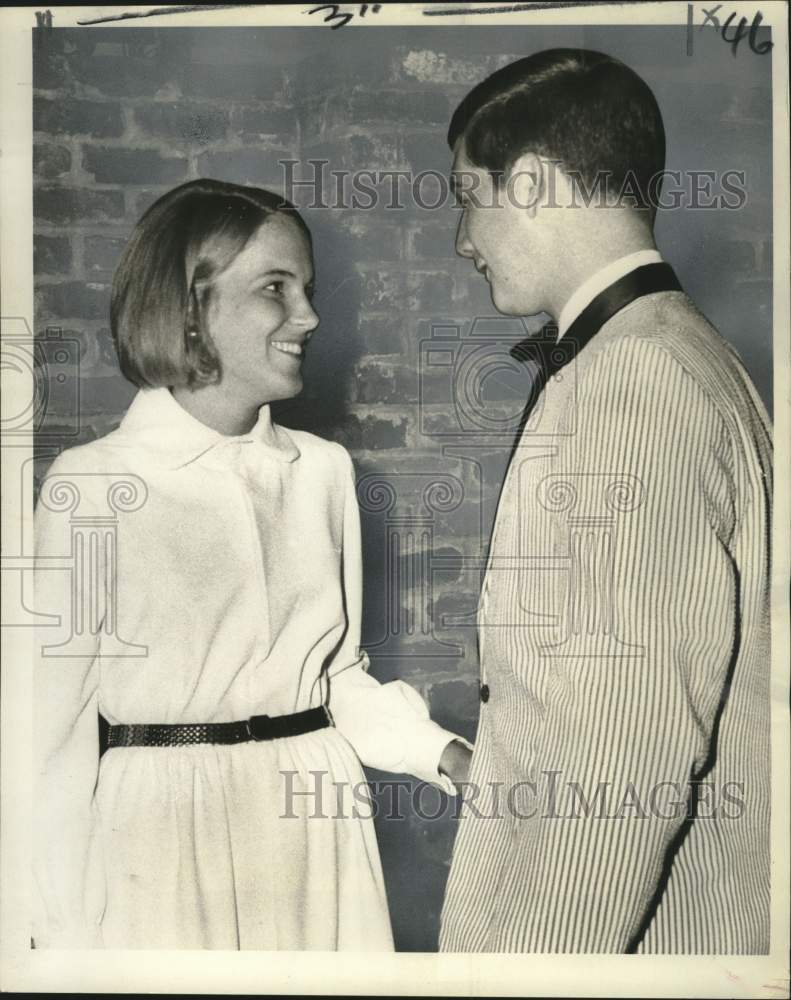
left=272, top=213, right=364, bottom=439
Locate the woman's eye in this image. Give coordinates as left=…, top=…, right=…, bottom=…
left=262, top=280, right=285, bottom=295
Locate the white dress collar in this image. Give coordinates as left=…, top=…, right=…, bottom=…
left=557, top=249, right=664, bottom=339
left=118, top=387, right=301, bottom=468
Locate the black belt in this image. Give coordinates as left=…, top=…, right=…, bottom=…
left=103, top=706, right=332, bottom=750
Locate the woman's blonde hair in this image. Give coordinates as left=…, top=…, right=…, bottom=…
left=110, top=178, right=311, bottom=388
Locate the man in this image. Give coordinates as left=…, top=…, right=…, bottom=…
left=439, top=49, right=771, bottom=954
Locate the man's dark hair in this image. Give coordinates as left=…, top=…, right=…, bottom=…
left=448, top=49, right=665, bottom=213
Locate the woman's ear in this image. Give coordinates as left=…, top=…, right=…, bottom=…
left=505, top=151, right=544, bottom=218
left=183, top=281, right=222, bottom=386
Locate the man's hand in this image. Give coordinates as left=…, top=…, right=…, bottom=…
left=439, top=739, right=473, bottom=792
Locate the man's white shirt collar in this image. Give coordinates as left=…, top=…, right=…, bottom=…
left=557, top=249, right=664, bottom=339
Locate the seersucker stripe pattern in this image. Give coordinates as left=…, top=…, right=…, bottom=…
left=439, top=290, right=772, bottom=954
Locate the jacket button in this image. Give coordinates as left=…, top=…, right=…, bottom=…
left=479, top=683, right=490, bottom=703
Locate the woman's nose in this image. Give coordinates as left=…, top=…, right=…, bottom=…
left=294, top=299, right=319, bottom=333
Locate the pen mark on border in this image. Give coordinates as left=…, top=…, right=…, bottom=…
left=423, top=1, right=638, bottom=15
left=76, top=4, right=249, bottom=26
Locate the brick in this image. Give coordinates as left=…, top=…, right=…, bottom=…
left=34, top=50, right=71, bottom=92
left=394, top=48, right=493, bottom=86
left=408, top=222, right=458, bottom=260
left=94, top=327, right=120, bottom=371
left=332, top=413, right=408, bottom=451
left=83, top=147, right=188, bottom=185
left=402, top=132, right=455, bottom=176
left=134, top=188, right=169, bottom=217
left=418, top=404, right=525, bottom=442
left=186, top=29, right=286, bottom=66
left=337, top=216, right=403, bottom=262
left=407, top=271, right=454, bottom=311
left=69, top=54, right=172, bottom=98
left=196, top=148, right=294, bottom=189
left=82, top=375, right=136, bottom=416
left=279, top=156, right=340, bottom=210
left=354, top=451, right=467, bottom=484
left=134, top=103, right=229, bottom=144
left=35, top=325, right=85, bottom=365
left=299, top=97, right=328, bottom=144
left=353, top=360, right=417, bottom=404
left=36, top=280, right=110, bottom=321
left=359, top=270, right=406, bottom=310
left=84, top=235, right=128, bottom=277
left=179, top=62, right=284, bottom=101
left=233, top=106, right=297, bottom=143
left=35, top=187, right=125, bottom=224
left=302, top=134, right=402, bottom=174
left=43, top=375, right=136, bottom=418
left=34, top=143, right=72, bottom=179
left=429, top=592, right=480, bottom=630
left=357, top=314, right=406, bottom=355
left=34, top=235, right=72, bottom=274
left=431, top=545, right=465, bottom=585
left=37, top=324, right=112, bottom=375
left=346, top=90, right=450, bottom=127
left=427, top=679, right=479, bottom=740
left=291, top=46, right=386, bottom=104
left=34, top=97, right=123, bottom=138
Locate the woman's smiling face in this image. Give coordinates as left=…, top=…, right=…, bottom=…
left=203, top=213, right=319, bottom=407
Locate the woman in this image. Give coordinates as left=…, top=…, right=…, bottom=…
left=33, top=179, right=471, bottom=950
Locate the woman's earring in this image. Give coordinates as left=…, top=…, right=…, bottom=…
left=187, top=329, right=198, bottom=339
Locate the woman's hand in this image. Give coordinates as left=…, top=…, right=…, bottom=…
left=439, top=739, right=473, bottom=793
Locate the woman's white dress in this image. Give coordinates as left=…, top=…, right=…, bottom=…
left=33, top=387, right=459, bottom=950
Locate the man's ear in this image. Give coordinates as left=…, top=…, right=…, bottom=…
left=505, top=151, right=544, bottom=217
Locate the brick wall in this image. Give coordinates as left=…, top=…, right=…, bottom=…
left=33, top=23, right=773, bottom=950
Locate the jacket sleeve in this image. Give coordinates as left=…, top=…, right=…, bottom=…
left=502, top=337, right=743, bottom=952
left=325, top=449, right=470, bottom=794
left=32, top=455, right=105, bottom=948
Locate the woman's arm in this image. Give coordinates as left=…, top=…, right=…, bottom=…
left=32, top=457, right=105, bottom=948
left=325, top=449, right=473, bottom=795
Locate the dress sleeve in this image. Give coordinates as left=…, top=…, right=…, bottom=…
left=325, top=450, right=470, bottom=794
left=32, top=455, right=105, bottom=948
left=501, top=338, right=743, bottom=952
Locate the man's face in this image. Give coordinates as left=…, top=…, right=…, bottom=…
left=451, top=139, right=546, bottom=317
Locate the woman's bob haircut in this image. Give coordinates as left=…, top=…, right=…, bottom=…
left=110, top=178, right=311, bottom=389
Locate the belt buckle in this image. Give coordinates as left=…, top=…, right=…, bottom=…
left=247, top=714, right=271, bottom=741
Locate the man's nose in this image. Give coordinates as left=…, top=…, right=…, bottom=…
left=455, top=214, right=474, bottom=258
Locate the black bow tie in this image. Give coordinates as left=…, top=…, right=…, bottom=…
left=506, top=262, right=682, bottom=461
